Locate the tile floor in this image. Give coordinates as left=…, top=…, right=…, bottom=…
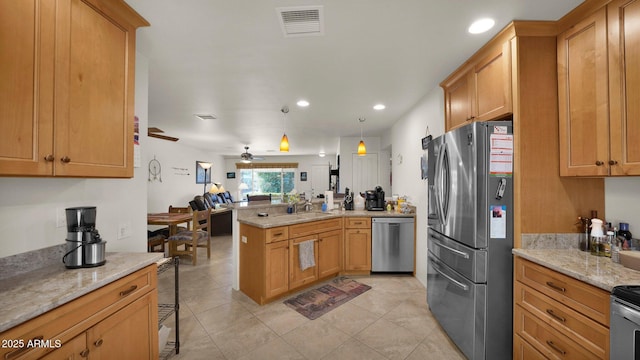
left=157, top=235, right=466, bottom=360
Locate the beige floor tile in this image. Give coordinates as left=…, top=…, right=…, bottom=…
left=162, top=313, right=208, bottom=345
left=282, top=319, right=349, bottom=360
left=196, top=301, right=254, bottom=335
left=237, top=337, right=306, bottom=360
left=407, top=331, right=466, bottom=360
left=210, top=316, right=280, bottom=359
left=253, top=301, right=310, bottom=335
left=382, top=296, right=437, bottom=336
left=317, top=301, right=380, bottom=336
left=348, top=288, right=406, bottom=316
left=170, top=334, right=225, bottom=360
left=321, top=338, right=387, bottom=360
left=355, top=318, right=425, bottom=360
left=182, top=285, right=235, bottom=315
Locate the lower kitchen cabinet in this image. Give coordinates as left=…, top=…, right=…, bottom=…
left=265, top=240, right=290, bottom=299
left=318, top=229, right=342, bottom=278
left=0, top=265, right=158, bottom=360
left=344, top=217, right=371, bottom=273
left=514, top=257, right=609, bottom=359
left=289, top=235, right=319, bottom=289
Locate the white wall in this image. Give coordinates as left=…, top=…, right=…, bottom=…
left=390, top=87, right=445, bottom=287
left=146, top=139, right=225, bottom=213
left=605, top=177, right=640, bottom=231
left=338, top=136, right=391, bottom=196
left=0, top=53, right=151, bottom=257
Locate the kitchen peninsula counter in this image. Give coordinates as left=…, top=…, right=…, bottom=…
left=237, top=209, right=414, bottom=229
left=0, top=252, right=162, bottom=332
left=513, top=248, right=640, bottom=292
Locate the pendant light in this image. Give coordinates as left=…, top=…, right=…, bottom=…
left=357, top=117, right=367, bottom=156
left=280, top=106, right=290, bottom=152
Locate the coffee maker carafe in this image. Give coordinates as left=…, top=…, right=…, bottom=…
left=62, top=206, right=107, bottom=268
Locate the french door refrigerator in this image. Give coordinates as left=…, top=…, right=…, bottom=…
left=426, top=121, right=514, bottom=360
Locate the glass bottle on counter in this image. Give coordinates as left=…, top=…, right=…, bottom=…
left=602, top=231, right=613, bottom=258
left=611, top=231, right=621, bottom=263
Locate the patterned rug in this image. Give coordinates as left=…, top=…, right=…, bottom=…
left=284, top=277, right=372, bottom=320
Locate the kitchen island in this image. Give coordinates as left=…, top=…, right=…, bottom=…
left=0, top=252, right=162, bottom=359
left=232, top=200, right=415, bottom=304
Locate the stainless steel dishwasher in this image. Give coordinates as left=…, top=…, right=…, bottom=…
left=371, top=217, right=415, bottom=272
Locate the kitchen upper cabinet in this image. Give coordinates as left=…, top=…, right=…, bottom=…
left=558, top=1, right=640, bottom=176
left=608, top=0, right=640, bottom=175
left=558, top=8, right=609, bottom=176
left=0, top=0, right=148, bottom=177
left=442, top=39, right=512, bottom=131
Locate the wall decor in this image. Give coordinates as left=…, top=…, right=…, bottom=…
left=196, top=161, right=212, bottom=184
left=300, top=172, right=307, bottom=181
left=148, top=156, right=162, bottom=182
left=226, top=172, right=236, bottom=179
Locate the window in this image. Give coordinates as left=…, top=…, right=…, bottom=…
left=236, top=163, right=298, bottom=201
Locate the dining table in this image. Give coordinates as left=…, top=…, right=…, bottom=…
left=147, top=212, right=193, bottom=236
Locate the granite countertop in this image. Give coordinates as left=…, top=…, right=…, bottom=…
left=0, top=252, right=163, bottom=333
left=238, top=209, right=414, bottom=228
left=513, top=248, right=640, bottom=292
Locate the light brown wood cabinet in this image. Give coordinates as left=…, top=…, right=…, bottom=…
left=0, top=0, right=148, bottom=178
left=344, top=217, right=371, bottom=273
left=558, top=0, right=640, bottom=176
left=441, top=39, right=512, bottom=131
left=240, top=218, right=343, bottom=304
left=0, top=265, right=158, bottom=360
left=514, top=257, right=609, bottom=359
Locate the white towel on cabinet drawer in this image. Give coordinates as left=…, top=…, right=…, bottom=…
left=299, top=240, right=315, bottom=271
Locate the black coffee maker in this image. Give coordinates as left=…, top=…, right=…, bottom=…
left=365, top=186, right=385, bottom=211
left=343, top=188, right=354, bottom=210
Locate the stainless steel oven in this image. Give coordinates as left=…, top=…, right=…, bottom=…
left=611, top=286, right=640, bottom=360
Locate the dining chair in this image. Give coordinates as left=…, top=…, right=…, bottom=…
left=169, top=205, right=192, bottom=231
left=167, top=208, right=211, bottom=265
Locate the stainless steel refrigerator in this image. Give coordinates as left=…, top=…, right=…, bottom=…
left=426, top=121, right=514, bottom=360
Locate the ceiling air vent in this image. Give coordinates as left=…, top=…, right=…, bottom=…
left=276, top=6, right=324, bottom=37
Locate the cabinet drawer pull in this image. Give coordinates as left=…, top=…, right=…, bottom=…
left=80, top=349, right=90, bottom=358
left=4, top=336, right=43, bottom=359
left=94, top=338, right=103, bottom=347
left=119, top=285, right=138, bottom=297
left=595, top=160, right=604, bottom=166
left=546, top=309, right=566, bottom=323
left=44, top=154, right=54, bottom=162
left=545, top=281, right=566, bottom=293
left=609, top=160, right=618, bottom=165
left=273, top=232, right=283, bottom=237
left=354, top=222, right=362, bottom=225
left=61, top=156, right=71, bottom=163
left=546, top=340, right=566, bottom=355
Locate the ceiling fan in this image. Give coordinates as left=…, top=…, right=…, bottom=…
left=240, top=146, right=264, bottom=163
left=148, top=127, right=179, bottom=142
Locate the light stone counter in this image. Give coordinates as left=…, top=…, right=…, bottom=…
left=237, top=209, right=414, bottom=229
left=0, top=252, right=163, bottom=333
left=513, top=248, right=640, bottom=292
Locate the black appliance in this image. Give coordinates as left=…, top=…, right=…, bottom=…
left=365, top=186, right=385, bottom=211
left=344, top=188, right=354, bottom=210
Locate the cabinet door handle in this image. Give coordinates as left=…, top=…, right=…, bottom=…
left=595, top=160, right=604, bottom=166
left=273, top=232, right=283, bottom=237
left=80, top=349, right=90, bottom=358
left=4, top=336, right=43, bottom=359
left=94, top=338, right=104, bottom=347
left=44, top=154, right=55, bottom=162
left=545, top=281, right=566, bottom=293
left=546, top=340, right=566, bottom=355
left=61, top=156, right=71, bottom=163
left=546, top=309, right=566, bottom=323
left=609, top=160, right=618, bottom=165
left=119, top=285, right=138, bottom=297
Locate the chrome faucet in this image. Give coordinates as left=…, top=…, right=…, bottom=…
left=304, top=199, right=313, bottom=212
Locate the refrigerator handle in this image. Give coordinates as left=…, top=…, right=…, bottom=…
left=439, top=143, right=450, bottom=226
left=433, top=264, right=469, bottom=291
left=433, top=144, right=444, bottom=225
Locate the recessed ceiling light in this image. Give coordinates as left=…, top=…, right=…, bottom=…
left=319, top=151, right=326, bottom=157
left=297, top=100, right=310, bottom=107
left=468, top=18, right=495, bottom=34
left=373, top=104, right=386, bottom=110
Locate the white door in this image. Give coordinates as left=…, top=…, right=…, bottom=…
left=352, top=153, right=378, bottom=194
